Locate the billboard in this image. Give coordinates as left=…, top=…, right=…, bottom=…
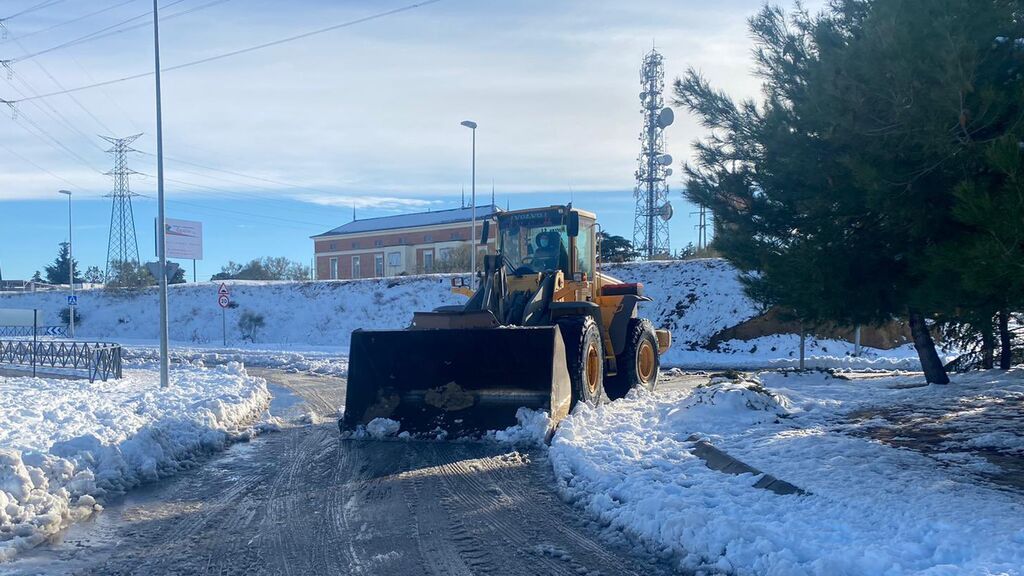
left=164, top=218, right=203, bottom=260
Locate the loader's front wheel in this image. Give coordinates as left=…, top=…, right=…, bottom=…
left=605, top=318, right=660, bottom=400
left=556, top=316, right=605, bottom=409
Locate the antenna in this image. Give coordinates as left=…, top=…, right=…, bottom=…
left=491, top=180, right=495, bottom=206
left=462, top=185, right=465, bottom=208
left=632, top=47, right=673, bottom=260
left=352, top=203, right=356, bottom=221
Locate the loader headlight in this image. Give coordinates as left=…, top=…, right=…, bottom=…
left=451, top=277, right=463, bottom=287
left=573, top=272, right=583, bottom=282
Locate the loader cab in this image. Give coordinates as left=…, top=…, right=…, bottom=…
left=497, top=206, right=596, bottom=279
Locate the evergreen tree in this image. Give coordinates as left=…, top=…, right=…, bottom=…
left=597, top=232, right=639, bottom=263
left=675, top=0, right=1024, bottom=382
left=44, top=242, right=81, bottom=285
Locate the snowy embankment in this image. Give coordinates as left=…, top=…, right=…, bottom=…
left=547, top=370, right=1024, bottom=575
left=0, top=364, right=270, bottom=561
left=1, top=260, right=923, bottom=370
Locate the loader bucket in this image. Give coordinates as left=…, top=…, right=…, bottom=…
left=342, top=326, right=572, bottom=436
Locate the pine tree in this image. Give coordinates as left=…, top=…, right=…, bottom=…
left=675, top=0, right=1024, bottom=383
left=44, top=242, right=81, bottom=285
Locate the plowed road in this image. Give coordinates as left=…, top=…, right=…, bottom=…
left=4, top=369, right=697, bottom=576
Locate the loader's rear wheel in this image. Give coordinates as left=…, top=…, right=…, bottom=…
left=605, top=318, right=660, bottom=400
left=556, top=316, right=605, bottom=409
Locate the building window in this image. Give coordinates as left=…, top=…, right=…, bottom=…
left=388, top=252, right=402, bottom=267
left=374, top=254, right=384, bottom=276
left=329, top=257, right=338, bottom=280
left=352, top=255, right=361, bottom=278
left=439, top=247, right=452, bottom=261
left=374, top=239, right=383, bottom=247
left=424, top=234, right=433, bottom=242
left=398, top=237, right=406, bottom=245
left=450, top=232, right=460, bottom=240
left=351, top=241, right=359, bottom=249
left=423, top=251, right=434, bottom=273
left=329, top=241, right=336, bottom=250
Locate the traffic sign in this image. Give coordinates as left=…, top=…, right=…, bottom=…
left=218, top=294, right=230, bottom=308
left=218, top=283, right=230, bottom=296
left=66, top=295, right=78, bottom=306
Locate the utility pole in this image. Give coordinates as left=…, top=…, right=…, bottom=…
left=460, top=120, right=478, bottom=283
left=152, top=0, right=170, bottom=388
left=58, top=190, right=75, bottom=337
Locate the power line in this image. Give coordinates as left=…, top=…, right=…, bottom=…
left=12, top=0, right=192, bottom=63
left=1, top=0, right=67, bottom=22
left=0, top=0, right=139, bottom=45
left=8, top=0, right=443, bottom=103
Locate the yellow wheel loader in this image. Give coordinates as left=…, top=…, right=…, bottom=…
left=341, top=205, right=671, bottom=435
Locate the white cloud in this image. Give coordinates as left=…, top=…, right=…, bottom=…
left=0, top=0, right=777, bottom=204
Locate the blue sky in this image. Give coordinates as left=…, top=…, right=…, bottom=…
left=0, top=0, right=778, bottom=281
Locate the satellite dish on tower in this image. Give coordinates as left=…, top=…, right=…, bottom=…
left=659, top=202, right=674, bottom=221
left=657, top=154, right=673, bottom=166
left=657, top=107, right=675, bottom=129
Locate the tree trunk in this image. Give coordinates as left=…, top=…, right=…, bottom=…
left=909, top=310, right=949, bottom=384
left=998, top=309, right=1012, bottom=370
left=981, top=322, right=995, bottom=370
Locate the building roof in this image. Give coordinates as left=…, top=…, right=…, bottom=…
left=312, top=204, right=503, bottom=238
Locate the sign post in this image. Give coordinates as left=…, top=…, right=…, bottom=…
left=218, top=283, right=230, bottom=346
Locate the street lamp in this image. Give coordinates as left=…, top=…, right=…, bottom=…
left=460, top=120, right=477, bottom=285
left=58, top=190, right=74, bottom=338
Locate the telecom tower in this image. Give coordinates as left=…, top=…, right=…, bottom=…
left=632, top=48, right=674, bottom=259
left=102, top=134, right=142, bottom=284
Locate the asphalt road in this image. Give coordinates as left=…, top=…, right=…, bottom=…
left=3, top=368, right=700, bottom=576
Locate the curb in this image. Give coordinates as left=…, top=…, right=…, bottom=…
left=687, top=434, right=808, bottom=496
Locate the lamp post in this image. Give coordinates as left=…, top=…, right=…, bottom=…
left=152, top=0, right=170, bottom=388
left=58, top=190, right=74, bottom=338
left=460, top=120, right=477, bottom=286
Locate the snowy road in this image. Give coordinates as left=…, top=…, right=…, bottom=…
left=3, top=369, right=691, bottom=576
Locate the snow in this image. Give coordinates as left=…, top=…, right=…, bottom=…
left=488, top=407, right=551, bottom=446
left=365, top=418, right=401, bottom=439
left=548, top=370, right=1024, bottom=576
left=0, top=259, right=926, bottom=370
left=0, top=363, right=269, bottom=561
left=0, top=274, right=465, bottom=349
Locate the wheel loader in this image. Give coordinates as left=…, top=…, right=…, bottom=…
left=341, top=205, right=671, bottom=436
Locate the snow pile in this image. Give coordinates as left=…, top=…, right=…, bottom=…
left=0, top=364, right=269, bottom=561
left=678, top=375, right=793, bottom=428
left=365, top=418, right=401, bottom=439
left=549, top=371, right=1024, bottom=575
left=489, top=408, right=551, bottom=446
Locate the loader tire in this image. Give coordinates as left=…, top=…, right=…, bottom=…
left=556, top=316, right=605, bottom=409
left=605, top=318, right=659, bottom=400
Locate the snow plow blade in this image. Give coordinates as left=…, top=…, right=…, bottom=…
left=342, top=326, right=572, bottom=436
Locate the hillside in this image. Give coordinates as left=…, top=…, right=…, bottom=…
left=0, top=259, right=921, bottom=368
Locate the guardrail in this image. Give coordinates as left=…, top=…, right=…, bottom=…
left=0, top=340, right=122, bottom=382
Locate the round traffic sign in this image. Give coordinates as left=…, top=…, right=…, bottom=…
left=218, top=294, right=230, bottom=308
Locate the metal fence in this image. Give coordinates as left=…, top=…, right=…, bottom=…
left=0, top=325, right=67, bottom=338
left=0, top=340, right=122, bottom=382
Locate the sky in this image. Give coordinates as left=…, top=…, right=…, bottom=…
left=0, top=0, right=782, bottom=281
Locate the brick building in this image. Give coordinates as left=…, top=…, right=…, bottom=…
left=311, top=205, right=502, bottom=280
